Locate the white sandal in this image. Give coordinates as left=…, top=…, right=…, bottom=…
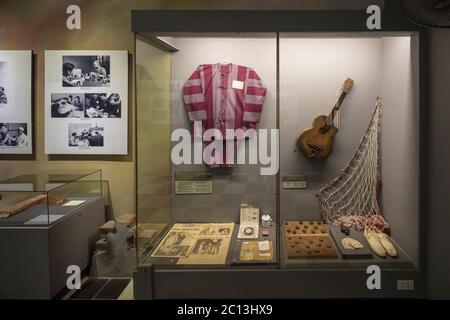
left=364, top=228, right=386, bottom=257
left=375, top=230, right=398, bottom=257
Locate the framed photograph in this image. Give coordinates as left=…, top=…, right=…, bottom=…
left=51, top=93, right=84, bottom=118
left=68, top=123, right=104, bottom=148
left=0, top=51, right=32, bottom=154
left=0, top=123, right=29, bottom=149
left=84, top=93, right=121, bottom=118
left=45, top=50, right=128, bottom=155
left=62, top=55, right=110, bottom=88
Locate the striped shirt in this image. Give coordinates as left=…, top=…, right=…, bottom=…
left=182, top=63, right=267, bottom=167
left=183, top=63, right=267, bottom=136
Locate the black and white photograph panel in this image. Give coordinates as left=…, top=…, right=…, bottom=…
left=45, top=50, right=127, bottom=155
left=68, top=123, right=104, bottom=148
left=0, top=51, right=33, bottom=154
left=0, top=122, right=28, bottom=148
left=62, top=55, right=110, bottom=87
left=0, top=62, right=7, bottom=105
left=51, top=93, right=84, bottom=118
left=84, top=93, right=122, bottom=118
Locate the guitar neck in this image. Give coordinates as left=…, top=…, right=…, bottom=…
left=334, top=91, right=347, bottom=112
left=328, top=91, right=347, bottom=122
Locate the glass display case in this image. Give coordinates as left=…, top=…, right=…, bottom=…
left=136, top=33, right=278, bottom=268
left=133, top=9, right=426, bottom=299
left=278, top=33, right=419, bottom=271
left=0, top=169, right=102, bottom=226
left=0, top=169, right=105, bottom=299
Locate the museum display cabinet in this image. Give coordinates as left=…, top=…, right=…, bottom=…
left=0, top=169, right=103, bottom=226
left=133, top=7, right=427, bottom=299
left=0, top=170, right=105, bottom=298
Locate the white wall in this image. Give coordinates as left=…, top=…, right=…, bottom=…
left=380, top=36, right=419, bottom=266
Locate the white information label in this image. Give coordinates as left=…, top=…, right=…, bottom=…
left=63, top=200, right=86, bottom=207
left=232, top=80, right=244, bottom=90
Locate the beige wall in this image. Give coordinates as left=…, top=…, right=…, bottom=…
left=0, top=1, right=133, bottom=216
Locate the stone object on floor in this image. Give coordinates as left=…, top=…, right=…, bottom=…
left=100, top=220, right=116, bottom=234
left=95, top=238, right=109, bottom=251
left=90, top=212, right=136, bottom=278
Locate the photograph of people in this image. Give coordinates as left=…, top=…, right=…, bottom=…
left=90, top=60, right=108, bottom=82
left=89, top=130, right=104, bottom=147
left=87, top=93, right=102, bottom=109
left=0, top=123, right=12, bottom=146
left=62, top=56, right=110, bottom=87
left=15, top=126, right=28, bottom=147
left=85, top=93, right=106, bottom=118
left=104, top=93, right=121, bottom=118
left=192, top=239, right=222, bottom=256
left=68, top=123, right=104, bottom=147
left=152, top=231, right=190, bottom=257
left=62, top=62, right=85, bottom=87
left=85, top=93, right=121, bottom=118
left=0, top=123, right=27, bottom=147
left=0, top=62, right=7, bottom=105
left=51, top=93, right=84, bottom=118
left=0, top=87, right=7, bottom=104
left=73, top=95, right=83, bottom=109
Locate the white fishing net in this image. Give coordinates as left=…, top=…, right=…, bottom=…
left=318, top=98, right=390, bottom=233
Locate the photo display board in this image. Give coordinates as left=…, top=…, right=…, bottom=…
left=45, top=50, right=128, bottom=155
left=0, top=50, right=33, bottom=155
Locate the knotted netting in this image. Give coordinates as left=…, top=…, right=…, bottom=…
left=318, top=98, right=389, bottom=233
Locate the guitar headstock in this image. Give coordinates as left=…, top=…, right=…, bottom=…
left=343, top=78, right=354, bottom=93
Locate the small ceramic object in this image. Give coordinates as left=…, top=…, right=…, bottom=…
left=261, top=214, right=271, bottom=228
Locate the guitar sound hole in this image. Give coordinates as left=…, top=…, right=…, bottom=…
left=319, top=127, right=328, bottom=134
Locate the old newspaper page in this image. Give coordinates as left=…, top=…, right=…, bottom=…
left=151, top=223, right=235, bottom=265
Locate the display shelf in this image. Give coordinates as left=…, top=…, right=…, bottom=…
left=141, top=222, right=278, bottom=269
left=281, top=224, right=415, bottom=270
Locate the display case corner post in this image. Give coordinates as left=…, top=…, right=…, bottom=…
left=418, top=27, right=429, bottom=276
left=100, top=170, right=103, bottom=197
left=133, top=264, right=154, bottom=300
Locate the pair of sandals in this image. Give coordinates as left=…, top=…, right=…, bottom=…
left=364, top=228, right=398, bottom=258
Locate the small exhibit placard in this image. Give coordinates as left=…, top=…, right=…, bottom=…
left=175, top=172, right=213, bottom=195
left=282, top=175, right=307, bottom=189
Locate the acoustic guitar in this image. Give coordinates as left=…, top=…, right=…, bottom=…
left=297, top=78, right=354, bottom=159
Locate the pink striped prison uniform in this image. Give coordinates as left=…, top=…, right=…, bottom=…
left=182, top=63, right=267, bottom=167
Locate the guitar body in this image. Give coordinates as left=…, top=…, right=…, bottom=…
left=297, top=115, right=338, bottom=159
left=296, top=78, right=354, bottom=160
